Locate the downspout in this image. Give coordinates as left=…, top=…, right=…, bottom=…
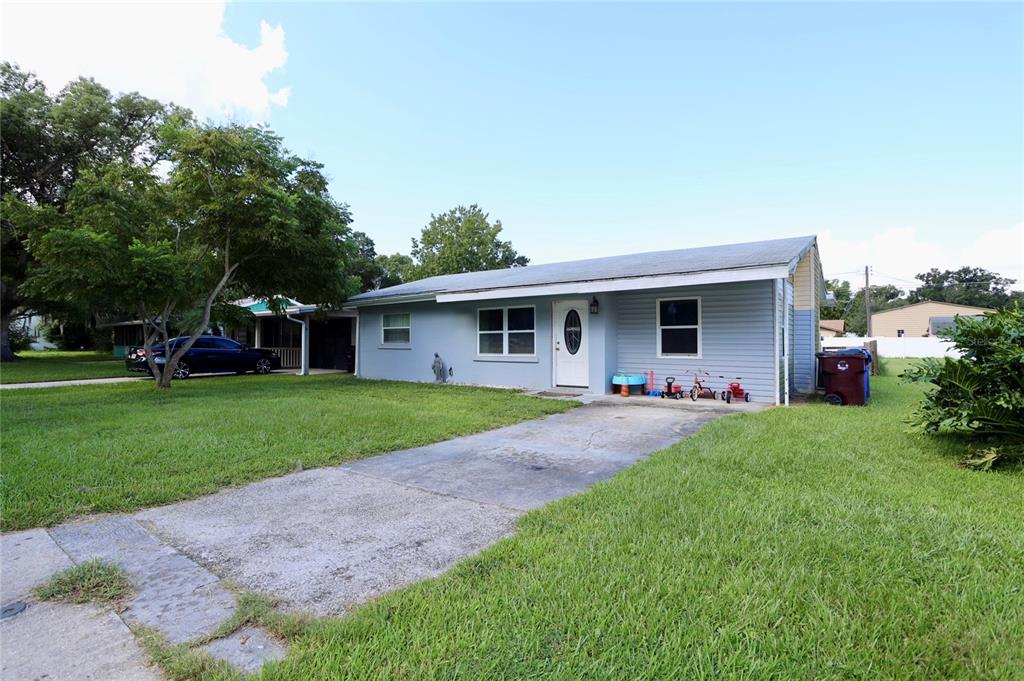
left=773, top=279, right=781, bottom=406
left=285, top=314, right=309, bottom=376
left=784, top=286, right=791, bottom=407
left=353, top=313, right=360, bottom=377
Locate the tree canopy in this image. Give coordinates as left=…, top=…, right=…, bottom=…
left=908, top=267, right=1022, bottom=309
left=407, top=204, right=528, bottom=281
left=1, top=62, right=188, bottom=360
left=8, top=68, right=358, bottom=386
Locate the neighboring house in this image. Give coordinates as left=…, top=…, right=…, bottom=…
left=871, top=301, right=992, bottom=337
left=819, top=319, right=845, bottom=338
left=101, top=298, right=356, bottom=373
left=347, top=236, right=826, bottom=404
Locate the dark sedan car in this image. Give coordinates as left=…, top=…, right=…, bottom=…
left=126, top=336, right=282, bottom=379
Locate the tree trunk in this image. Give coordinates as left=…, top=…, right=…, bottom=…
left=156, top=367, right=174, bottom=388
left=0, top=311, right=17, bottom=362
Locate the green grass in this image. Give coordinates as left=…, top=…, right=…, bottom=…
left=0, top=350, right=127, bottom=384
left=34, top=559, right=133, bottom=605
left=138, top=592, right=310, bottom=681
left=0, top=375, right=573, bottom=530
left=256, top=373, right=1023, bottom=680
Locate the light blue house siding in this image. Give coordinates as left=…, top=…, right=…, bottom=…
left=357, top=281, right=779, bottom=398
left=614, top=281, right=777, bottom=400
left=357, top=293, right=620, bottom=391
left=793, top=309, right=815, bottom=391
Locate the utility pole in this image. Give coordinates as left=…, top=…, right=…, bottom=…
left=864, top=265, right=872, bottom=337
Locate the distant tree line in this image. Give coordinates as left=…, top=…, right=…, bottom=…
left=827, top=267, right=1023, bottom=336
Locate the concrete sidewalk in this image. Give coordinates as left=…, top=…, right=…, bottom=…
left=1, top=400, right=733, bottom=676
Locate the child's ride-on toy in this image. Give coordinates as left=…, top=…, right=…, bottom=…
left=660, top=376, right=683, bottom=399
left=720, top=378, right=752, bottom=403
left=690, top=370, right=717, bottom=401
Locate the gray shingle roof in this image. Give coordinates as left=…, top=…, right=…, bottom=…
left=350, top=235, right=816, bottom=304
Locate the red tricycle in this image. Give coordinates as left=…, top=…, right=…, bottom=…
left=689, top=370, right=717, bottom=401
left=719, top=378, right=752, bottom=403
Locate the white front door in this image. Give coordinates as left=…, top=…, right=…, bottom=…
left=553, top=299, right=589, bottom=387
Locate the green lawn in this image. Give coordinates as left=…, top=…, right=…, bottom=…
left=0, top=375, right=573, bottom=530
left=257, top=369, right=1023, bottom=679
left=0, top=350, right=127, bottom=384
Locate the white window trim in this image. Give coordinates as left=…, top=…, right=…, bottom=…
left=656, top=297, right=702, bottom=359
left=477, top=305, right=537, bottom=357
left=381, top=312, right=411, bottom=345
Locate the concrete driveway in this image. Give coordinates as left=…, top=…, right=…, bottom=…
left=136, top=400, right=732, bottom=615
left=2, top=400, right=738, bottom=677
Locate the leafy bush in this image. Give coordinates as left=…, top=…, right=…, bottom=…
left=8, top=324, right=32, bottom=352
left=42, top=320, right=108, bottom=351
left=902, top=306, right=1024, bottom=466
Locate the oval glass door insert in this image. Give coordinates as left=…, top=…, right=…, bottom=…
left=564, top=309, right=582, bottom=355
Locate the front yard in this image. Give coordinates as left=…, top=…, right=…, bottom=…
left=0, top=375, right=573, bottom=530
left=259, top=366, right=1022, bottom=679
left=2, top=363, right=1021, bottom=677
left=0, top=350, right=128, bottom=384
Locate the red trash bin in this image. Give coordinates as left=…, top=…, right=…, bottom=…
left=816, top=351, right=868, bottom=406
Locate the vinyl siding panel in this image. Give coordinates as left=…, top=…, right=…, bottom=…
left=614, top=281, right=776, bottom=402
left=794, top=310, right=814, bottom=392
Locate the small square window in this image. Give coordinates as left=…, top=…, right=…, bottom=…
left=382, top=313, right=410, bottom=344
left=657, top=298, right=700, bottom=357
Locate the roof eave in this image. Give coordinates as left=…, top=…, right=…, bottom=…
left=433, top=264, right=791, bottom=303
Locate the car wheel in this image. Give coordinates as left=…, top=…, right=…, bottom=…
left=172, top=361, right=190, bottom=379
left=255, top=358, right=273, bottom=375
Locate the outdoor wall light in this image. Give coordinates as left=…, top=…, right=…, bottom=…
left=589, top=296, right=599, bottom=314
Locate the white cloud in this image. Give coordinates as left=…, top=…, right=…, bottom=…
left=1, top=1, right=289, bottom=121
left=819, top=225, right=1024, bottom=292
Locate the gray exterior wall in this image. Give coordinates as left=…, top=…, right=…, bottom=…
left=356, top=280, right=785, bottom=402
left=613, top=280, right=776, bottom=401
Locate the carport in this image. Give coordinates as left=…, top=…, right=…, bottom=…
left=241, top=299, right=355, bottom=375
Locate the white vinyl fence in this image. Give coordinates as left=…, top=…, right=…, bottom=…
left=821, top=336, right=961, bottom=358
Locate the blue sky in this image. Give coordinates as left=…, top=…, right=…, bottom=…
left=5, top=1, right=1022, bottom=288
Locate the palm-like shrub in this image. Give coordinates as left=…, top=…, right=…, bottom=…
left=902, top=306, right=1024, bottom=463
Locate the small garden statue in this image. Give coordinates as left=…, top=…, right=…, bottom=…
left=432, top=353, right=447, bottom=383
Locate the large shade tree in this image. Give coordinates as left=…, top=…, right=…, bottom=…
left=406, top=204, right=528, bottom=281
left=23, top=124, right=359, bottom=387
left=1, top=62, right=184, bottom=361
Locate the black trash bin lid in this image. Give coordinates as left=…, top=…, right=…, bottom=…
left=817, top=348, right=872, bottom=363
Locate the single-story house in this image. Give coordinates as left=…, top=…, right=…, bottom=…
left=871, top=301, right=992, bottom=337
left=819, top=319, right=846, bottom=337
left=347, top=235, right=826, bottom=405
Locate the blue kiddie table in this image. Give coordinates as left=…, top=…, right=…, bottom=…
left=611, top=372, right=647, bottom=395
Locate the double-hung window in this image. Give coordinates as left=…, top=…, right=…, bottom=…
left=657, top=298, right=700, bottom=357
left=382, top=313, right=411, bottom=344
left=478, top=306, right=535, bottom=356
